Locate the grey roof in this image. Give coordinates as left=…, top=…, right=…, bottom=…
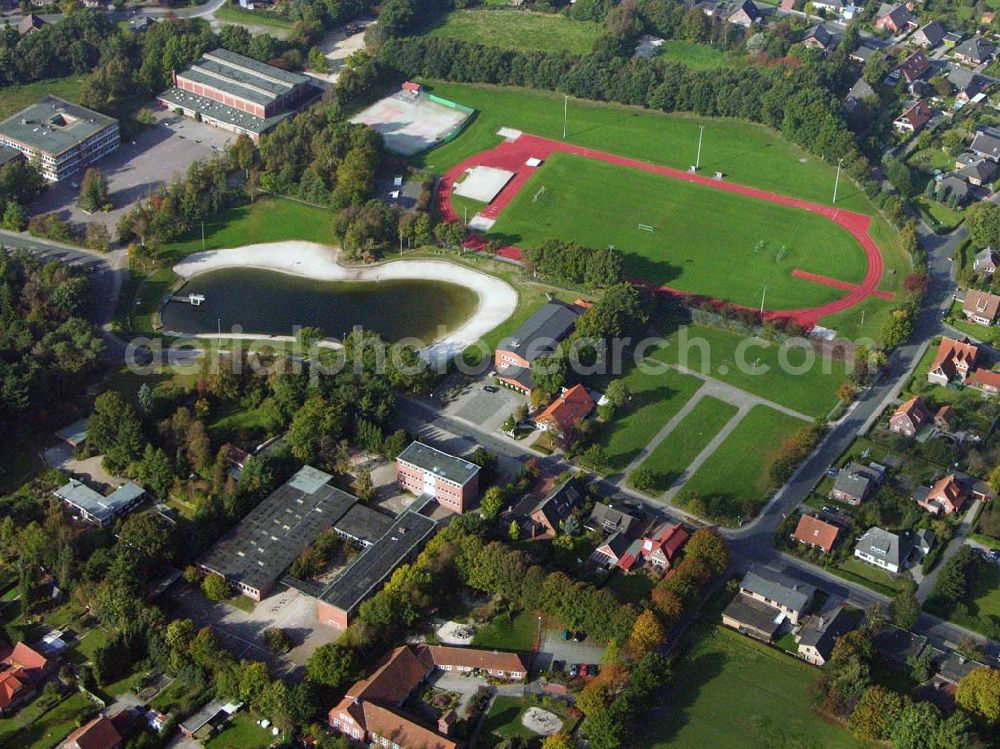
left=796, top=604, right=856, bottom=660
left=960, top=159, right=997, bottom=182
left=0, top=96, right=118, bottom=158
left=851, top=45, right=877, bottom=62
left=940, top=174, right=971, bottom=197
left=878, top=2, right=913, bottom=26
left=198, top=466, right=358, bottom=592
left=934, top=649, right=987, bottom=684
left=833, top=462, right=872, bottom=499
left=846, top=78, right=877, bottom=103
left=397, top=441, right=480, bottom=486
left=499, top=300, right=581, bottom=361
left=873, top=625, right=928, bottom=662
left=588, top=502, right=638, bottom=535
left=722, top=593, right=783, bottom=638
left=532, top=479, right=583, bottom=530
left=157, top=87, right=301, bottom=136
left=318, top=511, right=437, bottom=613
left=55, top=417, right=88, bottom=446
left=496, top=364, right=533, bottom=390
left=854, top=526, right=908, bottom=568
left=955, top=36, right=996, bottom=62
left=971, top=130, right=1000, bottom=159
left=914, top=528, right=936, bottom=554
left=54, top=479, right=144, bottom=524
left=949, top=66, right=984, bottom=93
left=957, top=151, right=980, bottom=168
left=599, top=531, right=633, bottom=559
left=333, top=504, right=395, bottom=547
left=0, top=144, right=22, bottom=166
left=975, top=246, right=999, bottom=267
left=179, top=700, right=226, bottom=735
left=915, top=21, right=946, bottom=47
left=803, top=24, right=834, bottom=47
left=740, top=568, right=815, bottom=614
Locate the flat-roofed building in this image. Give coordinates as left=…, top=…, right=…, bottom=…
left=0, top=96, right=119, bottom=182
left=396, top=442, right=480, bottom=514
left=158, top=48, right=319, bottom=141
left=317, top=511, right=437, bottom=629
left=53, top=479, right=144, bottom=527
left=198, top=466, right=358, bottom=601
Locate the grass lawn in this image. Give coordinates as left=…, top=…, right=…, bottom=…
left=488, top=153, right=865, bottom=309
left=679, top=405, right=806, bottom=523
left=932, top=562, right=1000, bottom=636
left=0, top=76, right=87, bottom=120
left=68, top=627, right=112, bottom=665
left=426, top=10, right=602, bottom=54
left=214, top=0, right=294, bottom=28
left=482, top=696, right=538, bottom=743
left=205, top=713, right=274, bottom=749
left=594, top=368, right=703, bottom=472
left=162, top=197, right=332, bottom=261
left=0, top=691, right=95, bottom=749
left=472, top=610, right=540, bottom=651
left=650, top=322, right=847, bottom=418
left=635, top=396, right=738, bottom=492
left=207, top=400, right=273, bottom=445
left=914, top=195, right=964, bottom=232
left=643, top=625, right=853, bottom=749
left=657, top=40, right=731, bottom=69
left=827, top=557, right=909, bottom=597
left=415, top=82, right=877, bottom=215
left=607, top=570, right=655, bottom=605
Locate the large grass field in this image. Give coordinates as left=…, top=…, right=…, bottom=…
left=0, top=76, right=87, bottom=120
left=426, top=10, right=602, bottom=54
left=678, top=405, right=806, bottom=523
left=416, top=82, right=877, bottom=215
left=650, top=322, right=848, bottom=418
left=657, top=40, right=732, bottom=69
left=635, top=396, right=738, bottom=492
left=594, top=368, right=703, bottom=472
left=489, top=153, right=865, bottom=309
left=644, top=625, right=854, bottom=749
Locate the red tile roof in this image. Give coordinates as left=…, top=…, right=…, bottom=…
left=893, top=396, right=931, bottom=425
left=535, top=384, right=595, bottom=434
left=931, top=337, right=980, bottom=380
left=0, top=641, right=49, bottom=673
left=63, top=715, right=122, bottom=749
left=924, top=474, right=967, bottom=514
left=792, top=514, right=840, bottom=553
left=898, top=51, right=930, bottom=82
left=641, top=523, right=689, bottom=562
left=424, top=645, right=527, bottom=674
left=971, top=368, right=1000, bottom=391
left=345, top=646, right=429, bottom=706
left=0, top=667, right=32, bottom=710
left=361, top=703, right=458, bottom=749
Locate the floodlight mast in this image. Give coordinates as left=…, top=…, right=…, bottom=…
left=696, top=125, right=704, bottom=170
left=563, top=95, right=568, bottom=139
left=833, top=157, right=844, bottom=203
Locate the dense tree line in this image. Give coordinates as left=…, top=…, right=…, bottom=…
left=926, top=545, right=1000, bottom=639
left=0, top=10, right=116, bottom=86
left=0, top=160, right=47, bottom=233
left=0, top=251, right=103, bottom=436
left=523, top=239, right=622, bottom=288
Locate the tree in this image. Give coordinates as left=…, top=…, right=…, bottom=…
left=849, top=686, right=903, bottom=742
left=287, top=396, right=345, bottom=462
left=684, top=528, right=730, bottom=576
left=306, top=642, right=359, bottom=688
left=79, top=168, right=109, bottom=213
left=137, top=383, right=153, bottom=416
left=134, top=444, right=173, bottom=499
left=2, top=200, right=26, bottom=231
left=354, top=468, right=374, bottom=501
left=626, top=610, right=665, bottom=657
left=629, top=467, right=657, bottom=493
left=481, top=486, right=504, bottom=519
left=509, top=520, right=521, bottom=541
left=891, top=582, right=921, bottom=630
left=605, top=379, right=630, bottom=409
left=532, top=354, right=567, bottom=397
left=202, top=573, right=230, bottom=601
left=88, top=391, right=144, bottom=474
left=308, top=46, right=328, bottom=72
left=540, top=734, right=575, bottom=749
left=956, top=666, right=1000, bottom=724
left=119, top=513, right=172, bottom=564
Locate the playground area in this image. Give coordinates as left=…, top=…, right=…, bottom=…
left=350, top=85, right=473, bottom=156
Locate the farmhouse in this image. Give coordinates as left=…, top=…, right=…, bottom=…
left=831, top=461, right=883, bottom=504
left=535, top=384, right=595, bottom=439
left=494, top=300, right=582, bottom=395
left=973, top=247, right=999, bottom=274
left=0, top=96, right=119, bottom=182
left=890, top=396, right=931, bottom=437
left=792, top=514, right=840, bottom=553
left=962, top=289, right=1000, bottom=326
left=528, top=479, right=583, bottom=538
left=927, top=336, right=980, bottom=386
left=954, top=36, right=996, bottom=65
left=396, top=441, right=480, bottom=514
left=854, top=526, right=907, bottom=573
left=158, top=48, right=319, bottom=141
left=796, top=604, right=856, bottom=666
left=893, top=100, right=932, bottom=134
left=912, top=21, right=946, bottom=48
left=53, top=479, right=144, bottom=527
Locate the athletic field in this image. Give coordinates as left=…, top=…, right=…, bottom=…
left=488, top=153, right=867, bottom=310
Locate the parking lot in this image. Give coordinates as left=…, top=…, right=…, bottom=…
left=30, top=108, right=234, bottom=234
left=444, top=377, right=526, bottom=435
left=535, top=629, right=606, bottom=673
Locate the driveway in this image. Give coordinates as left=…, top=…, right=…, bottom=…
left=451, top=386, right=525, bottom=433
left=29, top=109, right=234, bottom=235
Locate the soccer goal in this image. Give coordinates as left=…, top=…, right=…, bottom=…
left=532, top=186, right=547, bottom=203
left=638, top=223, right=655, bottom=233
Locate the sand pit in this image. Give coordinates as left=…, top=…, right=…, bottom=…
left=454, top=166, right=515, bottom=203
left=437, top=621, right=477, bottom=644
left=522, top=707, right=563, bottom=736
left=172, top=242, right=517, bottom=365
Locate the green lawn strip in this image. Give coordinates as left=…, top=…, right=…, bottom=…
left=635, top=396, right=738, bottom=492
left=415, top=82, right=877, bottom=215
left=656, top=41, right=731, bottom=69
left=971, top=533, right=1000, bottom=550
left=867, top=215, right=912, bottom=292
left=482, top=696, right=537, bottom=741
left=945, top=300, right=991, bottom=341
left=472, top=610, right=539, bottom=651
left=826, top=557, right=907, bottom=597
left=644, top=625, right=854, bottom=749
left=426, top=10, right=602, bottom=54
left=817, top=294, right=895, bottom=345
left=213, top=0, right=294, bottom=28
left=1, top=691, right=96, bottom=749
left=914, top=195, right=964, bottom=233
left=205, top=713, right=274, bottom=749
left=596, top=368, right=703, bottom=471
left=0, top=76, right=88, bottom=120
left=162, top=197, right=332, bottom=262
left=489, top=153, right=864, bottom=309
left=69, top=627, right=112, bottom=665
left=207, top=400, right=273, bottom=445
left=649, top=323, right=846, bottom=418
left=679, top=405, right=805, bottom=523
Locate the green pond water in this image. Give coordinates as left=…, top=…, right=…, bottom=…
left=160, top=268, right=479, bottom=343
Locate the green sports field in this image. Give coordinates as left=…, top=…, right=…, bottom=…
left=644, top=626, right=854, bottom=749
left=427, top=10, right=602, bottom=54
left=489, top=153, right=866, bottom=309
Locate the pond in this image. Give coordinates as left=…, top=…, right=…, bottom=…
left=160, top=268, right=480, bottom=343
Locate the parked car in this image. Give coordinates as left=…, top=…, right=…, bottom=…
left=573, top=631, right=586, bottom=642
left=586, top=664, right=598, bottom=678
left=568, top=664, right=579, bottom=678
left=552, top=660, right=565, bottom=674
left=483, top=385, right=498, bottom=393
left=561, top=629, right=571, bottom=640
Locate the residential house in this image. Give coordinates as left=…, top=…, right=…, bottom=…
left=62, top=715, right=125, bottom=749
left=873, top=625, right=928, bottom=664
left=970, top=368, right=1000, bottom=395
left=956, top=151, right=982, bottom=170
left=17, top=14, right=48, bottom=35
left=810, top=0, right=844, bottom=14
left=427, top=646, right=527, bottom=680
left=890, top=395, right=932, bottom=436
left=948, top=67, right=989, bottom=103
left=796, top=605, right=857, bottom=666
left=934, top=405, right=960, bottom=432
left=954, top=36, right=996, bottom=65
left=528, top=479, right=582, bottom=537
left=792, top=514, right=840, bottom=553
left=849, top=44, right=879, bottom=63
left=938, top=174, right=971, bottom=205
left=845, top=77, right=877, bottom=113
left=587, top=502, right=640, bottom=537
left=912, top=21, right=946, bottom=48
left=914, top=473, right=989, bottom=515
left=970, top=129, right=1000, bottom=161
left=0, top=642, right=51, bottom=714
left=973, top=246, right=999, bottom=274
left=927, top=336, right=980, bottom=386
left=721, top=591, right=784, bottom=641
left=638, top=522, right=689, bottom=569
left=854, top=526, right=909, bottom=573
left=962, top=289, right=1000, bottom=325
left=726, top=0, right=759, bottom=27
left=897, top=51, right=930, bottom=84
left=737, top=568, right=815, bottom=625
left=875, top=3, right=916, bottom=33
left=831, top=461, right=884, bottom=504
left=959, top=159, right=997, bottom=186
left=535, top=384, right=595, bottom=439
left=802, top=24, right=835, bottom=52
left=493, top=300, right=582, bottom=395
left=894, top=100, right=933, bottom=134
left=592, top=531, right=636, bottom=569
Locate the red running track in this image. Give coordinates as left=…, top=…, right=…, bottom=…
left=438, top=133, right=886, bottom=329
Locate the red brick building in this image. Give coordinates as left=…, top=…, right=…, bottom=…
left=494, top=301, right=582, bottom=395
left=396, top=442, right=480, bottom=514
left=889, top=396, right=931, bottom=437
